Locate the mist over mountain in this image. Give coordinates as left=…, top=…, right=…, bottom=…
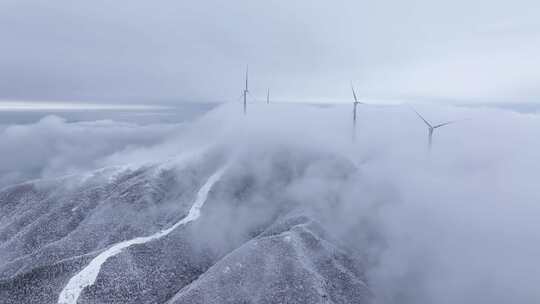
left=1, top=103, right=539, bottom=303
left=1, top=0, right=539, bottom=302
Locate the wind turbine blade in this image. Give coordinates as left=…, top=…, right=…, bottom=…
left=433, top=118, right=470, bottom=129
left=245, top=65, right=249, bottom=91
left=350, top=82, right=359, bottom=103
left=433, top=121, right=455, bottom=128
left=410, top=107, right=432, bottom=128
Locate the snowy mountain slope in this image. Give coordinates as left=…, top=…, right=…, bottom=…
left=59, top=166, right=229, bottom=304
left=0, top=141, right=372, bottom=304
left=0, top=163, right=208, bottom=279
left=0, top=151, right=225, bottom=303
left=168, top=215, right=373, bottom=304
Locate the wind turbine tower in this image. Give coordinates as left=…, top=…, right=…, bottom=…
left=412, top=108, right=457, bottom=150
left=350, top=83, right=364, bottom=141
left=266, top=88, right=270, bottom=104
left=243, top=66, right=249, bottom=115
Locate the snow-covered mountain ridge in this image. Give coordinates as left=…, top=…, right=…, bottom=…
left=0, top=137, right=372, bottom=303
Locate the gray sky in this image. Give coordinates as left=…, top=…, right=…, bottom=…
left=0, top=0, right=539, bottom=105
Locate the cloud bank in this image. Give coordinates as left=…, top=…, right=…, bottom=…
left=1, top=103, right=540, bottom=303
left=0, top=116, right=181, bottom=187
left=195, top=103, right=540, bottom=303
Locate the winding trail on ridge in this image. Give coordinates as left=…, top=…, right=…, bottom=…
left=57, top=165, right=229, bottom=304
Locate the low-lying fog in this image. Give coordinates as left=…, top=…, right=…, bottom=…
left=1, top=102, right=539, bottom=303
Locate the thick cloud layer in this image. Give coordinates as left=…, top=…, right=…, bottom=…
left=0, top=0, right=539, bottom=103
left=1, top=103, right=540, bottom=303
left=211, top=103, right=540, bottom=304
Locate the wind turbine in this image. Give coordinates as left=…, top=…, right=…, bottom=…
left=243, top=66, right=249, bottom=115
left=411, top=108, right=458, bottom=150
left=350, top=82, right=364, bottom=141
left=266, top=88, right=270, bottom=104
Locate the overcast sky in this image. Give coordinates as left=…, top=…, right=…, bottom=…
left=0, top=0, right=539, bottom=105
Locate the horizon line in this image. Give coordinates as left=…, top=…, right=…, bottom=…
left=0, top=101, right=172, bottom=111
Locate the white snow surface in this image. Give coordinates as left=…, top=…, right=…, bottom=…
left=57, top=165, right=228, bottom=304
